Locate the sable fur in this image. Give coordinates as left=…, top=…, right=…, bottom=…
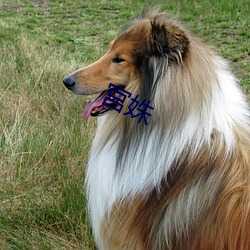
left=64, top=8, right=250, bottom=250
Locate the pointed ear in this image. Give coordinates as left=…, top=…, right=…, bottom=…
left=151, top=17, right=189, bottom=60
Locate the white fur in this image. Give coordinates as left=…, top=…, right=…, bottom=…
left=86, top=55, right=249, bottom=246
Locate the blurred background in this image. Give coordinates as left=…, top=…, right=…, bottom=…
left=0, top=0, right=249, bottom=249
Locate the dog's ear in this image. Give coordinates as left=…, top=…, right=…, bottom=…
left=151, top=17, right=189, bottom=60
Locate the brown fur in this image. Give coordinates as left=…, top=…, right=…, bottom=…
left=100, top=131, right=250, bottom=250
left=64, top=9, right=250, bottom=250
left=99, top=134, right=250, bottom=250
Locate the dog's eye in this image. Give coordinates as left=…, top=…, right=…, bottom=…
left=112, top=57, right=125, bottom=63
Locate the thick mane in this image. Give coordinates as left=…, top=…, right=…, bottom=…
left=94, top=12, right=249, bottom=174
left=85, top=10, right=250, bottom=250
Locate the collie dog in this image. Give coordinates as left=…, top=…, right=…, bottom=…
left=63, top=9, right=250, bottom=250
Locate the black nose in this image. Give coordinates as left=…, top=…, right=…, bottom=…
left=63, top=76, right=75, bottom=89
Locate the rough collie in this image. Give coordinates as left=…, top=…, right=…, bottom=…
left=63, top=9, right=250, bottom=250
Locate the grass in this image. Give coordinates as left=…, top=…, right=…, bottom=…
left=0, top=0, right=249, bottom=249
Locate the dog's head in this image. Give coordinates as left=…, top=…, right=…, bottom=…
left=63, top=10, right=189, bottom=120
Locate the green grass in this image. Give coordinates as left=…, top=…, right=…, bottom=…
left=0, top=0, right=249, bottom=249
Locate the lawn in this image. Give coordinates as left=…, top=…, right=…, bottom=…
left=0, top=0, right=249, bottom=249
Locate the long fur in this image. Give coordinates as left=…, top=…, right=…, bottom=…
left=65, top=9, right=250, bottom=250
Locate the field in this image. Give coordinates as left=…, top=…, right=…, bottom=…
left=0, top=0, right=249, bottom=249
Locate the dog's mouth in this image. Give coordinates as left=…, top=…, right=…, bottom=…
left=83, top=87, right=123, bottom=120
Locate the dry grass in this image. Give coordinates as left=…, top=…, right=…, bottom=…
left=0, top=0, right=249, bottom=249
left=0, top=34, right=96, bottom=249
